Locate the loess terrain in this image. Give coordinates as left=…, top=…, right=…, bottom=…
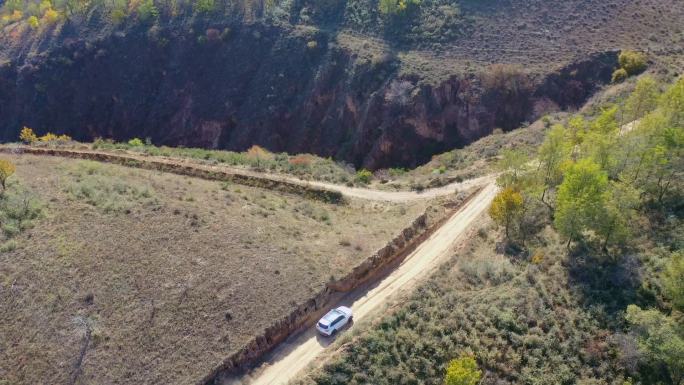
left=295, top=76, right=684, bottom=385
left=0, top=0, right=681, bottom=384
left=1, top=0, right=683, bottom=169
left=0, top=154, right=426, bottom=384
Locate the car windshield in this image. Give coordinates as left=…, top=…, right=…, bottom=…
left=322, top=309, right=342, bottom=324
left=317, top=322, right=328, bottom=329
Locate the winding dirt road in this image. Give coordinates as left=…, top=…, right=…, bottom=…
left=0, top=144, right=492, bottom=202
left=2, top=144, right=499, bottom=384
left=220, top=183, right=499, bottom=385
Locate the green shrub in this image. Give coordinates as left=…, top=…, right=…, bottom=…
left=64, top=161, right=158, bottom=213
left=378, top=0, right=420, bottom=15
left=355, top=169, right=373, bottom=184
left=193, top=0, right=216, bottom=14
left=0, top=184, right=43, bottom=240
left=128, top=138, right=144, bottom=147
left=618, top=50, right=647, bottom=76
left=27, top=15, right=38, bottom=28
left=0, top=239, right=17, bottom=252
left=136, top=0, right=158, bottom=21
left=612, top=68, right=628, bottom=83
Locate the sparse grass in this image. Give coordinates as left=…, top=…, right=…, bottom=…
left=0, top=154, right=427, bottom=385
left=372, top=116, right=552, bottom=191
left=0, top=181, right=43, bottom=240
left=87, top=139, right=356, bottom=184
left=61, top=161, right=160, bottom=213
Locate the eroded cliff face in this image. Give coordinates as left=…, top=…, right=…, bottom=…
left=0, top=21, right=617, bottom=169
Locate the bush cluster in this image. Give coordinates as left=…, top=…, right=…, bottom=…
left=305, top=240, right=629, bottom=385
left=19, top=127, right=71, bottom=144
left=90, top=138, right=355, bottom=183
left=0, top=182, right=43, bottom=242
left=63, top=161, right=159, bottom=213
left=612, top=50, right=647, bottom=83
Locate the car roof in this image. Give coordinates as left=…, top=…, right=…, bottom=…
left=321, top=309, right=343, bottom=323
left=336, top=306, right=352, bottom=314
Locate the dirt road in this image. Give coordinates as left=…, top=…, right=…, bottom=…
left=0, top=144, right=491, bottom=202
left=306, top=175, right=493, bottom=202
left=220, top=183, right=499, bottom=385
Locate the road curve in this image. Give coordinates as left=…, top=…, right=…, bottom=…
left=0, top=144, right=492, bottom=202
left=221, top=183, right=499, bottom=385
left=302, top=175, right=494, bottom=202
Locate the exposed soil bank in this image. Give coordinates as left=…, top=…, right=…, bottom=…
left=200, top=188, right=480, bottom=385
left=0, top=146, right=344, bottom=203
left=0, top=19, right=617, bottom=169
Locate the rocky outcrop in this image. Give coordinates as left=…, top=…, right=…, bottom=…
left=0, top=20, right=617, bottom=169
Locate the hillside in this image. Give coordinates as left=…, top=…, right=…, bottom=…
left=1, top=0, right=682, bottom=168
left=296, top=76, right=684, bottom=385
left=0, top=154, right=431, bottom=384
left=0, top=1, right=682, bottom=384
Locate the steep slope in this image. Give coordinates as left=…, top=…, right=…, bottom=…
left=1, top=0, right=682, bottom=168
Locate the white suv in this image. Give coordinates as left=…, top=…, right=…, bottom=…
left=316, top=306, right=353, bottom=336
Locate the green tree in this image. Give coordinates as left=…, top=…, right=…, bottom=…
left=445, top=354, right=482, bottom=385
left=591, top=106, right=619, bottom=134
left=581, top=107, right=620, bottom=175
left=660, top=76, right=684, bottom=128
left=583, top=130, right=618, bottom=175
left=496, top=149, right=528, bottom=188
left=489, top=187, right=523, bottom=239
left=621, top=109, right=665, bottom=184
left=643, top=126, right=683, bottom=205
left=663, top=251, right=684, bottom=312
left=554, top=159, right=607, bottom=248
left=537, top=124, right=570, bottom=208
left=624, top=76, right=660, bottom=123
left=626, top=305, right=684, bottom=384
left=566, top=115, right=587, bottom=147
left=593, top=182, right=636, bottom=255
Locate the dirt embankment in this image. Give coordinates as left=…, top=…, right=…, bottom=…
left=199, top=188, right=480, bottom=385
left=0, top=146, right=344, bottom=204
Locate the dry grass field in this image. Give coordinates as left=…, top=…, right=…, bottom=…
left=0, top=154, right=426, bottom=385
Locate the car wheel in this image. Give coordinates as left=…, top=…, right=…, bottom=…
left=331, top=329, right=337, bottom=336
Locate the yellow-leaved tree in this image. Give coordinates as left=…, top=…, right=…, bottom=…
left=489, top=187, right=524, bottom=239
left=0, top=159, right=16, bottom=193
left=246, top=145, right=272, bottom=168
left=445, top=354, right=482, bottom=385
left=19, top=126, right=38, bottom=144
